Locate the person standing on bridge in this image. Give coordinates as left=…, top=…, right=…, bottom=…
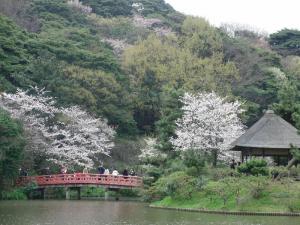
left=129, top=169, right=136, bottom=176
left=98, top=164, right=105, bottom=175
left=112, top=169, right=119, bottom=176
left=122, top=168, right=129, bottom=177
left=83, top=167, right=88, bottom=174
left=104, top=168, right=110, bottom=175
left=60, top=165, right=67, bottom=174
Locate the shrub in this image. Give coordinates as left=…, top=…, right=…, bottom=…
left=288, top=200, right=300, bottom=212
left=119, top=189, right=140, bottom=197
left=164, top=159, right=186, bottom=174
left=210, top=168, right=240, bottom=181
left=205, top=177, right=245, bottom=206
left=186, top=166, right=198, bottom=177
left=270, top=166, right=289, bottom=179
left=247, top=176, right=269, bottom=199
left=238, top=159, right=269, bottom=176
left=289, top=166, right=300, bottom=177
left=146, top=171, right=197, bottom=201
left=146, top=166, right=162, bottom=181
left=1, top=189, right=27, bottom=200
left=205, top=180, right=232, bottom=206
left=182, top=150, right=206, bottom=174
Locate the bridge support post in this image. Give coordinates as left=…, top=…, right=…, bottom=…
left=65, top=187, right=70, bottom=200
left=76, top=187, right=81, bottom=200
left=115, top=189, right=120, bottom=201
left=104, top=188, right=109, bottom=200
left=39, top=188, right=46, bottom=200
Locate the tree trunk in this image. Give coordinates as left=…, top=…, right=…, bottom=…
left=287, top=157, right=298, bottom=170
left=212, top=149, right=218, bottom=167
left=276, top=157, right=298, bottom=180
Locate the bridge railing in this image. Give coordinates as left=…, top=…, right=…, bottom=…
left=16, top=173, right=143, bottom=188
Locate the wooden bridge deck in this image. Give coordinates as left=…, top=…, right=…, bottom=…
left=16, top=173, right=143, bottom=189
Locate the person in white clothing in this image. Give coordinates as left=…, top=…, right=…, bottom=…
left=104, top=168, right=110, bottom=175
left=112, top=169, right=119, bottom=176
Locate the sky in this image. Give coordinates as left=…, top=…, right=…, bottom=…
left=165, top=0, right=300, bottom=34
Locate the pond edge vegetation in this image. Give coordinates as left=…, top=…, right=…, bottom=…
left=149, top=205, right=300, bottom=217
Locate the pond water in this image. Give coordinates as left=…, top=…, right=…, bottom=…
left=0, top=201, right=299, bottom=225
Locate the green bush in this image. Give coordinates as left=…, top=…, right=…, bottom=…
left=289, top=166, right=300, bottom=177
left=81, top=187, right=105, bottom=197
left=146, top=171, right=197, bottom=201
left=119, top=189, right=141, bottom=197
left=247, top=176, right=269, bottom=199
left=185, top=166, right=198, bottom=177
left=164, top=159, right=185, bottom=174
left=182, top=150, right=206, bottom=174
left=238, top=159, right=269, bottom=176
left=1, top=189, right=27, bottom=200
left=205, top=177, right=245, bottom=206
left=210, top=168, right=240, bottom=181
left=270, top=166, right=289, bottom=179
left=146, top=166, right=163, bottom=181
left=288, top=200, right=300, bottom=212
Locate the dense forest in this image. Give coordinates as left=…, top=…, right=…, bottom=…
left=1, top=0, right=300, bottom=196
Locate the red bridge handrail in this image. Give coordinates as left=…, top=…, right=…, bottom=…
left=16, top=173, right=143, bottom=188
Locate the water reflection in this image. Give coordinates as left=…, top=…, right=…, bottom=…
left=0, top=201, right=299, bottom=225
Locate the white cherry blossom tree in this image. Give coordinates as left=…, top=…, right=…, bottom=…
left=0, top=87, right=115, bottom=168
left=139, top=137, right=167, bottom=162
left=170, top=92, right=245, bottom=166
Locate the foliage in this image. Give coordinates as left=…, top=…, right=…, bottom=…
left=67, top=0, right=92, bottom=14
left=0, top=109, right=25, bottom=190
left=148, top=171, right=197, bottom=201
left=138, top=0, right=175, bottom=16
left=0, top=12, right=137, bottom=135
left=32, top=0, right=88, bottom=25
left=154, top=177, right=300, bottom=213
left=270, top=166, right=289, bottom=179
left=81, top=0, right=133, bottom=17
left=0, top=16, right=32, bottom=91
left=155, top=88, right=183, bottom=152
left=237, top=159, right=269, bottom=176
left=139, top=137, right=167, bottom=164
left=269, top=29, right=300, bottom=56
left=87, top=15, right=149, bottom=42
left=0, top=0, right=40, bottom=32
left=119, top=188, right=141, bottom=197
left=81, top=187, right=105, bottom=197
left=288, top=200, right=300, bottom=212
left=1, top=188, right=27, bottom=200
left=205, top=179, right=232, bottom=206
left=182, top=150, right=206, bottom=174
left=171, top=92, right=245, bottom=165
left=247, top=176, right=269, bottom=199
left=222, top=31, right=281, bottom=125
left=209, top=168, right=240, bottom=181
left=180, top=16, right=222, bottom=58
left=272, top=79, right=300, bottom=129
left=122, top=32, right=238, bottom=132
left=0, top=88, right=115, bottom=168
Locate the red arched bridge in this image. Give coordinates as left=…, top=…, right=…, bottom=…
left=17, top=173, right=143, bottom=188
left=16, top=173, right=143, bottom=200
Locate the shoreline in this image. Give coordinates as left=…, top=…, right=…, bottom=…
left=149, top=205, right=300, bottom=217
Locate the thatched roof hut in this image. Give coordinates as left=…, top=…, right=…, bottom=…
left=231, top=110, right=300, bottom=164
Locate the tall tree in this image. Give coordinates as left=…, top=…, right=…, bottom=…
left=180, top=16, right=223, bottom=58
left=0, top=109, right=25, bottom=190
left=0, top=88, right=115, bottom=168
left=171, top=92, right=245, bottom=166
left=269, top=29, right=300, bottom=56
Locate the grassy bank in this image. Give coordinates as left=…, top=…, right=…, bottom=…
left=151, top=180, right=300, bottom=213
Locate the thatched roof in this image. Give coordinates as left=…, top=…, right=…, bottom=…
left=232, top=110, right=300, bottom=150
